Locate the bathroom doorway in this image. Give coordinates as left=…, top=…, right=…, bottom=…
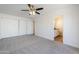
left=54, top=16, right=63, bottom=43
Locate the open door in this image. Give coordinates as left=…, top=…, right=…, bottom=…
left=54, top=16, right=63, bottom=43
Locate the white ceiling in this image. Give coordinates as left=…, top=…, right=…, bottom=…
left=0, top=4, right=44, bottom=19
left=0, top=4, right=78, bottom=19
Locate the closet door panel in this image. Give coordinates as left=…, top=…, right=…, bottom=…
left=0, top=17, right=18, bottom=38
left=19, top=19, right=27, bottom=35
left=0, top=20, right=1, bottom=39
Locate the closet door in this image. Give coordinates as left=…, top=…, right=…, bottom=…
left=19, top=19, right=27, bottom=35
left=0, top=15, right=1, bottom=39
left=0, top=16, right=18, bottom=38
left=27, top=21, right=33, bottom=34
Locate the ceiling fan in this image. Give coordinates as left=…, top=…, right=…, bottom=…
left=21, top=4, right=44, bottom=15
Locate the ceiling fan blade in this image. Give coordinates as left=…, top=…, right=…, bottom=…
left=35, top=11, right=40, bottom=14
left=21, top=10, right=29, bottom=11
left=36, top=8, right=43, bottom=10
left=28, top=4, right=31, bottom=8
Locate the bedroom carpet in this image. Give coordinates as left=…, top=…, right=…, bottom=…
left=0, top=35, right=79, bottom=54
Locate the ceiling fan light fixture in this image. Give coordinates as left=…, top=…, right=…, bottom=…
left=29, top=11, right=32, bottom=15
left=21, top=4, right=43, bottom=15
left=32, top=11, right=35, bottom=15
left=29, top=11, right=35, bottom=15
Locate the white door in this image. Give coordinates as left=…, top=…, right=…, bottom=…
left=0, top=17, right=18, bottom=38
left=19, top=19, right=27, bottom=35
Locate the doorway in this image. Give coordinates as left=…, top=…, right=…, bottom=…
left=54, top=16, right=63, bottom=43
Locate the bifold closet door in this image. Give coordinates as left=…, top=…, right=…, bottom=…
left=0, top=18, right=18, bottom=38
left=0, top=17, right=1, bottom=39
left=26, top=21, right=33, bottom=34
left=19, top=19, right=27, bottom=35
left=19, top=19, right=33, bottom=35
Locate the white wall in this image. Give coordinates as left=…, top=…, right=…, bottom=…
left=62, top=8, right=79, bottom=48
left=51, top=7, right=79, bottom=48
left=0, top=13, right=33, bottom=39
left=35, top=5, right=79, bottom=48
left=35, top=12, right=54, bottom=40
